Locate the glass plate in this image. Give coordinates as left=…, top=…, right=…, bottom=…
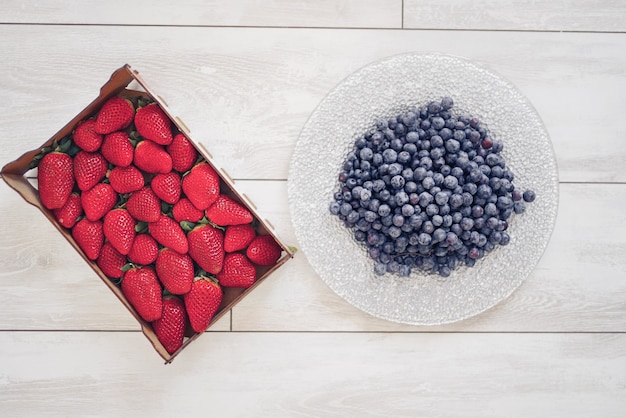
left=287, top=52, right=559, bottom=325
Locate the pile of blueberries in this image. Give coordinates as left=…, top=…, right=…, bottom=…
left=329, top=97, right=536, bottom=277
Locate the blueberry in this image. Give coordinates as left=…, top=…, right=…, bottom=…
left=391, top=175, right=405, bottom=190
left=432, top=215, right=444, bottom=227
left=500, top=232, right=511, bottom=246
left=374, top=262, right=387, bottom=275
left=434, top=191, right=449, bottom=206
left=430, top=135, right=444, bottom=148
left=378, top=204, right=391, bottom=217
left=513, top=201, right=526, bottom=214
left=401, top=204, right=415, bottom=217
left=329, top=201, right=340, bottom=215
left=406, top=131, right=419, bottom=143
left=431, top=116, right=445, bottom=130
left=439, top=128, right=453, bottom=140
left=346, top=210, right=360, bottom=223
left=445, top=139, right=460, bottom=154
left=382, top=148, right=397, bottom=164
left=426, top=204, right=439, bottom=217
left=397, top=151, right=411, bottom=164
left=440, top=96, right=454, bottom=110
left=427, top=101, right=442, bottom=114
left=496, top=196, right=514, bottom=210
left=392, top=214, right=405, bottom=227
left=523, top=190, right=536, bottom=202
left=388, top=163, right=403, bottom=176
left=418, top=233, right=432, bottom=246
left=449, top=193, right=463, bottom=208
left=422, top=176, right=435, bottom=190
left=359, top=147, right=373, bottom=161
left=413, top=167, right=428, bottom=181
left=443, top=175, right=458, bottom=190
left=340, top=203, right=353, bottom=216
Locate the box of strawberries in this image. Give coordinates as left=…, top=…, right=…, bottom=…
left=1, top=64, right=294, bottom=363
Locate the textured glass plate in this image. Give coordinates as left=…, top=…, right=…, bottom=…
left=287, top=52, right=559, bottom=325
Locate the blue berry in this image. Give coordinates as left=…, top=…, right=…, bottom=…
left=523, top=190, right=536, bottom=202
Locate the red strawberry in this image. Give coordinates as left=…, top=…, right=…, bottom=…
left=103, top=208, right=136, bottom=255
left=172, top=198, right=204, bottom=223
left=38, top=152, right=74, bottom=210
left=184, top=277, right=223, bottom=333
left=223, top=224, right=256, bottom=252
left=121, top=266, right=163, bottom=322
left=101, top=131, right=134, bottom=167
left=73, top=119, right=103, bottom=152
left=128, top=233, right=159, bottom=265
left=72, top=218, right=104, bottom=260
left=187, top=223, right=224, bottom=274
left=151, top=172, right=181, bottom=204
left=135, top=103, right=173, bottom=145
left=53, top=192, right=83, bottom=229
left=205, top=194, right=253, bottom=226
left=152, top=296, right=187, bottom=355
left=134, top=140, right=172, bottom=174
left=217, top=253, right=257, bottom=288
left=108, top=165, right=145, bottom=194
left=167, top=133, right=198, bottom=173
left=81, top=183, right=117, bottom=221
left=155, top=248, right=194, bottom=295
left=182, top=162, right=220, bottom=210
left=95, top=97, right=134, bottom=135
left=73, top=151, right=108, bottom=191
left=149, top=215, right=189, bottom=254
left=97, top=242, right=127, bottom=279
left=246, top=235, right=282, bottom=266
left=126, top=186, right=161, bottom=222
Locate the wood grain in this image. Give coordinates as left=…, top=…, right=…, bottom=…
left=231, top=181, right=626, bottom=332
left=404, top=0, right=626, bottom=32
left=0, top=0, right=402, bottom=28
left=2, top=179, right=625, bottom=332
left=0, top=331, right=624, bottom=417
left=1, top=26, right=624, bottom=182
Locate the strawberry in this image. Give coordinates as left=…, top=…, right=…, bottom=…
left=37, top=152, right=74, bottom=210
left=53, top=192, right=83, bottom=229
left=108, top=165, right=144, bottom=194
left=172, top=198, right=204, bottom=223
left=151, top=172, right=181, bottom=204
left=187, top=223, right=224, bottom=274
left=81, top=183, right=117, bottom=221
left=72, top=218, right=104, bottom=260
left=73, top=119, right=103, bottom=152
left=126, top=186, right=161, bottom=223
left=152, top=296, right=187, bottom=355
left=101, top=131, right=134, bottom=167
left=184, top=277, right=223, bottom=333
left=95, top=97, right=134, bottom=135
left=217, top=253, right=257, bottom=288
left=73, top=151, right=108, bottom=191
left=128, top=233, right=159, bottom=265
left=155, top=248, right=194, bottom=295
left=182, top=162, right=220, bottom=210
left=205, top=194, right=253, bottom=226
left=223, top=223, right=256, bottom=253
left=167, top=133, right=198, bottom=173
left=246, top=235, right=282, bottom=266
left=103, top=208, right=136, bottom=255
left=149, top=214, right=189, bottom=254
left=134, top=140, right=172, bottom=174
left=121, top=266, right=162, bottom=322
left=97, top=242, right=127, bottom=279
left=134, top=103, right=173, bottom=145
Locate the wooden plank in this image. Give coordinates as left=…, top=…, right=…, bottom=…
left=0, top=331, right=624, bottom=417
left=230, top=181, right=626, bottom=332
left=404, top=0, right=626, bottom=32
left=0, top=182, right=231, bottom=331
left=0, top=0, right=402, bottom=28
left=2, top=179, right=625, bottom=332
left=0, top=26, right=624, bottom=182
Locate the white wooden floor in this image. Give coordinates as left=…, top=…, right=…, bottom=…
left=1, top=1, right=625, bottom=417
